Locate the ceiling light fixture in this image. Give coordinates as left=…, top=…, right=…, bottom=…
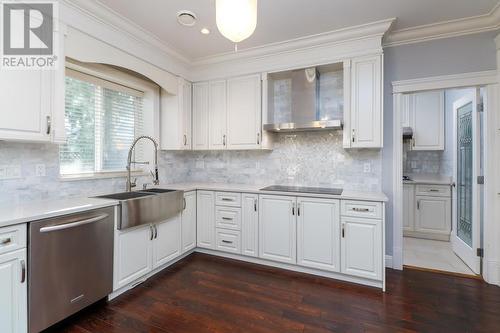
left=216, top=0, right=257, bottom=50
left=177, top=10, right=197, bottom=27
left=201, top=28, right=210, bottom=35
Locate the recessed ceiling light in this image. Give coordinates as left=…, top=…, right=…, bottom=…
left=201, top=28, right=210, bottom=35
left=177, top=10, right=197, bottom=27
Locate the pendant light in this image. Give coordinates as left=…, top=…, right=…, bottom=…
left=216, top=0, right=257, bottom=49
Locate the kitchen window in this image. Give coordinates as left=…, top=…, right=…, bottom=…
left=60, top=66, right=150, bottom=177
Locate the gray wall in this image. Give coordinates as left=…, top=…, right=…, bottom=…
left=383, top=31, right=498, bottom=255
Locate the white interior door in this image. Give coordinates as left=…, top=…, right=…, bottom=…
left=452, top=89, right=481, bottom=274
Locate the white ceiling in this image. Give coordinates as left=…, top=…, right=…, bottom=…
left=97, top=0, right=498, bottom=60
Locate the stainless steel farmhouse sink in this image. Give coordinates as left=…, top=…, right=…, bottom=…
left=96, top=189, right=184, bottom=230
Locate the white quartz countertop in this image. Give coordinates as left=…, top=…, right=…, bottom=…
left=0, top=197, right=119, bottom=228
left=403, top=174, right=453, bottom=186
left=159, top=183, right=389, bottom=202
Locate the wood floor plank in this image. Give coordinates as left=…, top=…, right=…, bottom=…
left=45, top=253, right=500, bottom=333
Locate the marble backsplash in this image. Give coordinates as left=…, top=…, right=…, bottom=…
left=0, top=131, right=382, bottom=205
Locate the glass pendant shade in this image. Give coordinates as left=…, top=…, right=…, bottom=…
left=216, top=0, right=257, bottom=43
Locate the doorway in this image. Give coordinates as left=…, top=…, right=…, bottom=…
left=401, top=87, right=484, bottom=277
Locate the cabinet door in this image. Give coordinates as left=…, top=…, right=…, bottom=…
left=182, top=81, right=193, bottom=149
left=0, top=249, right=27, bottom=333
left=415, top=196, right=451, bottom=235
left=181, top=191, right=197, bottom=253
left=114, top=224, right=153, bottom=290
left=297, top=198, right=340, bottom=272
left=403, top=184, right=415, bottom=232
left=227, top=75, right=261, bottom=150
left=241, top=193, right=259, bottom=257
left=153, top=215, right=181, bottom=269
left=0, top=70, right=52, bottom=142
left=259, top=195, right=296, bottom=264
left=197, top=191, right=215, bottom=249
left=208, top=80, right=227, bottom=150
left=341, top=217, right=382, bottom=280
left=192, top=82, right=209, bottom=150
left=350, top=55, right=382, bottom=148
left=411, top=90, right=444, bottom=150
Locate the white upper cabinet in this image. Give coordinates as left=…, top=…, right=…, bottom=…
left=208, top=80, right=227, bottom=150
left=409, top=90, right=445, bottom=151
left=345, top=55, right=383, bottom=148
left=192, top=74, right=264, bottom=150
left=297, top=198, right=340, bottom=272
left=192, top=82, right=210, bottom=150
left=259, top=195, right=297, bottom=264
left=0, top=70, right=53, bottom=142
left=161, top=78, right=192, bottom=150
left=227, top=74, right=262, bottom=150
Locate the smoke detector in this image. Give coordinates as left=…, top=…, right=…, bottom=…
left=177, top=10, right=197, bottom=27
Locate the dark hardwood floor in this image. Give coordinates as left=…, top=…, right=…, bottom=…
left=46, top=253, right=500, bottom=333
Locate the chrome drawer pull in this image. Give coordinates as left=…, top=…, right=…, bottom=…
left=1, top=237, right=12, bottom=245
left=222, top=240, right=233, bottom=244
left=40, top=214, right=109, bottom=233
left=20, top=260, right=26, bottom=283
left=222, top=217, right=233, bottom=221
left=221, top=198, right=234, bottom=201
left=352, top=207, right=370, bottom=212
left=428, top=189, right=439, bottom=192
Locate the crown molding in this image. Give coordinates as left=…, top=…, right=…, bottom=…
left=384, top=2, right=500, bottom=47
left=191, top=18, right=395, bottom=67
left=61, top=0, right=191, bottom=74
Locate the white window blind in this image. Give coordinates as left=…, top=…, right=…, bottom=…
left=60, top=68, right=144, bottom=176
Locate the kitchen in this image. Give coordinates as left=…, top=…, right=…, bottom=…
left=1, top=1, right=500, bottom=332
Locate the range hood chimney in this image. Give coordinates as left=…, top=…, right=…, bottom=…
left=264, top=67, right=343, bottom=132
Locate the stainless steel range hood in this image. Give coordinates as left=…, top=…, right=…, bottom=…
left=264, top=67, right=343, bottom=132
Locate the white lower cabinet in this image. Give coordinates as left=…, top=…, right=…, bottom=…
left=415, top=196, right=451, bottom=237
left=259, top=195, right=297, bottom=264
left=341, top=217, right=382, bottom=280
left=153, top=215, right=181, bottom=269
left=297, top=198, right=340, bottom=272
left=197, top=191, right=215, bottom=249
left=241, top=193, right=259, bottom=257
left=403, top=184, right=415, bottom=232
left=181, top=191, right=197, bottom=253
left=114, top=224, right=153, bottom=290
left=0, top=249, right=27, bottom=333
left=215, top=229, right=241, bottom=254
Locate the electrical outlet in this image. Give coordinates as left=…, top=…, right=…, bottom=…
left=363, top=163, right=371, bottom=173
left=35, top=164, right=46, bottom=177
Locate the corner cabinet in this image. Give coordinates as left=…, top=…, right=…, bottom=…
left=197, top=191, right=215, bottom=249
left=344, top=54, right=383, bottom=149
left=161, top=78, right=192, bottom=150
left=181, top=191, right=197, bottom=253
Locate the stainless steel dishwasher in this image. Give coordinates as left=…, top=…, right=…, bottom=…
left=28, top=206, right=114, bottom=333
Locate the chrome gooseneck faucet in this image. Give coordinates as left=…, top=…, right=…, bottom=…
left=126, top=135, right=159, bottom=192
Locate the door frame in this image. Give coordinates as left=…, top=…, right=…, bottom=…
left=391, top=70, right=498, bottom=284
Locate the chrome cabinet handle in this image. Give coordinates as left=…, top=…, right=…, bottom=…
left=352, top=207, right=370, bottom=212
left=292, top=203, right=295, bottom=216
left=183, top=134, right=187, bottom=146
left=223, top=135, right=226, bottom=146
left=46, top=116, right=51, bottom=135
left=1, top=238, right=12, bottom=245
left=352, top=129, right=355, bottom=143
left=428, top=189, right=439, bottom=192
left=342, top=223, right=345, bottom=238
left=254, top=199, right=257, bottom=212
left=257, top=133, right=260, bottom=145
left=183, top=198, right=186, bottom=210
left=150, top=225, right=154, bottom=240
left=222, top=240, right=233, bottom=244
left=297, top=203, right=301, bottom=216
left=221, top=198, right=233, bottom=201
left=222, top=217, right=233, bottom=221
left=417, top=200, right=420, bottom=210
left=40, top=214, right=109, bottom=233
left=154, top=225, right=158, bottom=239
left=20, top=260, right=26, bottom=283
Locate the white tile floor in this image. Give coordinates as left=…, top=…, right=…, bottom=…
left=403, top=237, right=475, bottom=275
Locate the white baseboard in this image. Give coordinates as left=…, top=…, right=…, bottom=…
left=385, top=255, right=393, bottom=268
left=485, top=260, right=500, bottom=286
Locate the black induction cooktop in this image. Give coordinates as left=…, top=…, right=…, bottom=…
left=260, top=185, right=343, bottom=195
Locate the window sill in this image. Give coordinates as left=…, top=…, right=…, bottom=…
left=59, top=170, right=147, bottom=182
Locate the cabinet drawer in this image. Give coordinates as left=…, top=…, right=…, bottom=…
left=216, top=206, right=241, bottom=230
left=0, top=223, right=27, bottom=255
left=215, top=229, right=241, bottom=254
left=215, top=192, right=241, bottom=207
left=415, top=185, right=451, bottom=197
left=341, top=201, right=382, bottom=219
